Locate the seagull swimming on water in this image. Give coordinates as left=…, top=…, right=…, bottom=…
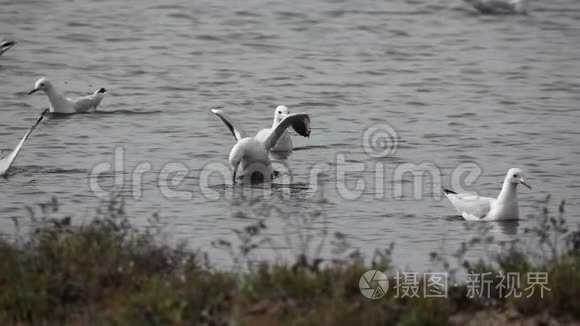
left=255, top=105, right=295, bottom=152
left=0, top=40, right=16, bottom=56
left=462, top=0, right=528, bottom=15
left=211, top=108, right=311, bottom=184
left=443, top=168, right=532, bottom=221
left=0, top=109, right=49, bottom=176
left=28, top=77, right=107, bottom=114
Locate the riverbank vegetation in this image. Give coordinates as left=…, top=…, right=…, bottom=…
left=0, top=196, right=578, bottom=325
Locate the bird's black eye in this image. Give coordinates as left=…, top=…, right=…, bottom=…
left=513, top=174, right=519, bottom=178
left=278, top=111, right=282, bottom=114
left=40, top=83, right=44, bottom=87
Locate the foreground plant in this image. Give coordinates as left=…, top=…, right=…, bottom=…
left=0, top=196, right=577, bottom=325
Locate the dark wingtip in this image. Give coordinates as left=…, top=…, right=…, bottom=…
left=292, top=120, right=311, bottom=138
left=97, top=88, right=107, bottom=94
left=2, top=41, right=16, bottom=47
left=442, top=188, right=457, bottom=195
left=30, top=108, right=50, bottom=129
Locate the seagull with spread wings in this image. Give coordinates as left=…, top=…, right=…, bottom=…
left=211, top=108, right=311, bottom=184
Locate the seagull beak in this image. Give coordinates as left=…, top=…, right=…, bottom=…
left=28, top=88, right=39, bottom=95
left=519, top=178, right=532, bottom=190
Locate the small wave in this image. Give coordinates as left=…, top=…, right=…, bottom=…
left=204, top=182, right=311, bottom=192
left=292, top=145, right=329, bottom=151
left=1, top=166, right=86, bottom=177
left=42, top=168, right=88, bottom=174
left=91, top=109, right=163, bottom=115
left=442, top=215, right=463, bottom=221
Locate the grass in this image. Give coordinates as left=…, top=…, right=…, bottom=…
left=0, top=196, right=578, bottom=325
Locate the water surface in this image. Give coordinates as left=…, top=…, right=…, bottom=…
left=1, top=0, right=579, bottom=269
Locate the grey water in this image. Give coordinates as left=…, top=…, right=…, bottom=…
left=1, top=0, right=579, bottom=270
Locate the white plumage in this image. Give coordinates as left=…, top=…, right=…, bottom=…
left=443, top=168, right=532, bottom=221
left=211, top=108, right=311, bottom=184
left=255, top=105, right=294, bottom=152
left=28, top=77, right=107, bottom=114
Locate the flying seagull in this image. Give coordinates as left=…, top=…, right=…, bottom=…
left=0, top=109, right=49, bottom=176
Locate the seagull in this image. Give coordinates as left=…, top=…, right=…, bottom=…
left=443, top=168, right=532, bottom=221
left=0, top=109, right=49, bottom=176
left=255, top=105, right=294, bottom=152
left=0, top=40, right=16, bottom=56
left=28, top=77, right=107, bottom=114
left=211, top=108, right=311, bottom=184
left=462, top=0, right=528, bottom=15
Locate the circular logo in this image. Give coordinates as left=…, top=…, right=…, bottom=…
left=362, top=123, right=399, bottom=158
left=359, top=270, right=389, bottom=299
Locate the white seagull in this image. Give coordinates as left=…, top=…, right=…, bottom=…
left=28, top=77, right=107, bottom=114
left=443, top=168, right=532, bottom=221
left=0, top=40, right=16, bottom=56
left=255, top=105, right=294, bottom=152
left=211, top=108, right=311, bottom=184
left=462, top=0, right=528, bottom=15
left=0, top=109, right=49, bottom=176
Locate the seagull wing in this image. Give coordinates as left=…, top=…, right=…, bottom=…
left=70, top=92, right=105, bottom=113
left=254, top=128, right=271, bottom=144
left=262, top=113, right=310, bottom=150
left=0, top=40, right=16, bottom=55
left=0, top=109, right=48, bottom=176
left=211, top=109, right=247, bottom=141
left=443, top=189, right=495, bottom=220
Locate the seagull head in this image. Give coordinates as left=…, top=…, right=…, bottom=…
left=506, top=168, right=532, bottom=189
left=28, top=77, right=52, bottom=95
left=273, top=105, right=290, bottom=124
